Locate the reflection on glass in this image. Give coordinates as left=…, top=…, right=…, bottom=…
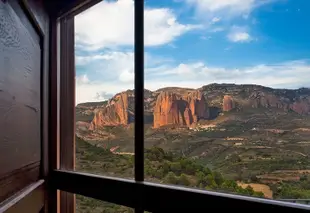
left=77, top=195, right=134, bottom=213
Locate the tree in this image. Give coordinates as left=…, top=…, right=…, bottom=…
left=253, top=191, right=264, bottom=198
left=300, top=175, right=308, bottom=181
left=178, top=174, right=190, bottom=186
left=203, top=167, right=211, bottom=175
left=213, top=171, right=224, bottom=186
left=164, top=172, right=178, bottom=185
left=205, top=174, right=217, bottom=188
left=222, top=180, right=237, bottom=190
left=198, top=183, right=204, bottom=189
left=162, top=162, right=170, bottom=174
left=196, top=171, right=205, bottom=186
left=170, top=162, right=182, bottom=175
left=245, top=185, right=255, bottom=195
left=154, top=168, right=164, bottom=179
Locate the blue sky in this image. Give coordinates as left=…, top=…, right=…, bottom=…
left=75, top=0, right=310, bottom=104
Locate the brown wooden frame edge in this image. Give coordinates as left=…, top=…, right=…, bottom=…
left=58, top=14, right=76, bottom=213
left=48, top=0, right=104, bottom=213
left=51, top=170, right=310, bottom=213
left=48, top=0, right=310, bottom=213
left=0, top=180, right=45, bottom=213
left=47, top=10, right=60, bottom=213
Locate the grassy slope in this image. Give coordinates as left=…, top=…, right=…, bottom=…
left=76, top=137, right=264, bottom=212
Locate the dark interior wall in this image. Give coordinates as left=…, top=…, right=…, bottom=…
left=0, top=0, right=49, bottom=203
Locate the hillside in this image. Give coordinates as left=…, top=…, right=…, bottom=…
left=75, top=83, right=310, bottom=211
left=76, top=136, right=264, bottom=213
left=76, top=84, right=310, bottom=153
left=78, top=83, right=310, bottom=130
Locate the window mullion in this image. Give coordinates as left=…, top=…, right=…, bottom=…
left=134, top=0, right=145, bottom=183
left=134, top=0, right=145, bottom=212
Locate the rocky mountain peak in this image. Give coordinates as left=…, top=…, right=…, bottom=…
left=83, top=84, right=310, bottom=130
left=153, top=90, right=209, bottom=128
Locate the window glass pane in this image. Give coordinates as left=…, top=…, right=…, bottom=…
left=77, top=195, right=134, bottom=213
left=74, top=0, right=134, bottom=179
left=144, top=0, right=310, bottom=201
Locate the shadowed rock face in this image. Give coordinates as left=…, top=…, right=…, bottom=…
left=248, top=91, right=290, bottom=110
left=242, top=90, right=310, bottom=114
left=202, top=84, right=310, bottom=115
left=153, top=91, right=209, bottom=128
left=290, top=98, right=310, bottom=114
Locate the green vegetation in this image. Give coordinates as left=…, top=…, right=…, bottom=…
left=144, top=147, right=263, bottom=197
left=77, top=195, right=134, bottom=213
left=76, top=137, right=263, bottom=212
left=270, top=177, right=310, bottom=199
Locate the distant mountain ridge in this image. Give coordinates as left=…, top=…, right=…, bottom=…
left=76, top=83, right=310, bottom=129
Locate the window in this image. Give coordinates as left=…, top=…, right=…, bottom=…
left=52, top=0, right=310, bottom=212
left=74, top=0, right=135, bottom=181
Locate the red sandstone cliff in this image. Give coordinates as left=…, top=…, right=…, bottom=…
left=289, top=98, right=310, bottom=114
left=153, top=91, right=209, bottom=128
left=89, top=91, right=134, bottom=130
left=223, top=95, right=234, bottom=111
left=84, top=85, right=310, bottom=131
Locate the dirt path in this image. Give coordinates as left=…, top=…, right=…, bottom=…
left=114, top=152, right=134, bottom=156
left=279, top=148, right=307, bottom=157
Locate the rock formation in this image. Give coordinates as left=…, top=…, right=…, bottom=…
left=81, top=84, right=310, bottom=131
left=289, top=99, right=310, bottom=114
left=153, top=91, right=209, bottom=128
left=89, top=91, right=134, bottom=130
left=223, top=95, right=234, bottom=111
left=248, top=91, right=289, bottom=110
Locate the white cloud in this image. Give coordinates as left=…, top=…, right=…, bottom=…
left=227, top=26, right=252, bottom=42
left=76, top=79, right=134, bottom=104
left=211, top=17, right=221, bottom=23
left=94, top=91, right=114, bottom=100
left=186, top=0, right=274, bottom=19
left=76, top=49, right=310, bottom=104
left=228, top=32, right=251, bottom=42
left=76, top=74, right=89, bottom=84
left=119, top=69, right=134, bottom=83
left=75, top=0, right=200, bottom=50
left=146, top=60, right=310, bottom=89
left=77, top=51, right=134, bottom=75
left=184, top=0, right=278, bottom=40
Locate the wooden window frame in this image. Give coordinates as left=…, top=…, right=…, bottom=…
left=50, top=0, right=310, bottom=213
